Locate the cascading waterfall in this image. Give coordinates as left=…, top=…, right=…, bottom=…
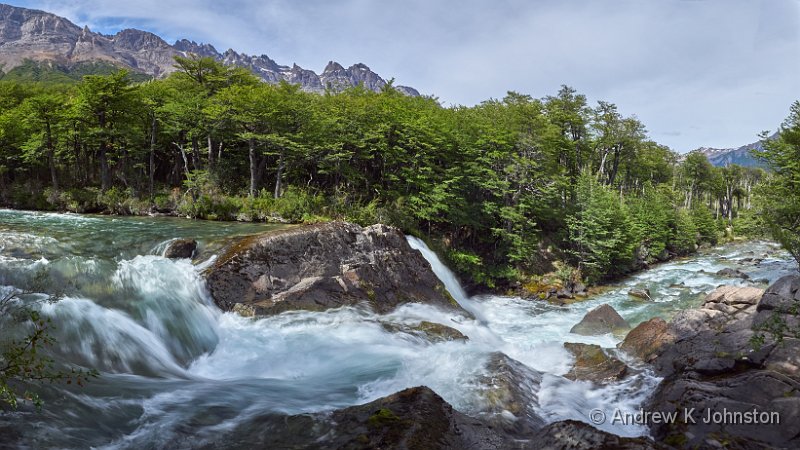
left=0, top=209, right=796, bottom=448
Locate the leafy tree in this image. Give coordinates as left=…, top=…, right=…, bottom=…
left=755, top=101, right=800, bottom=263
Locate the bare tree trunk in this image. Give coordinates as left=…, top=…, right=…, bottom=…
left=45, top=122, right=58, bottom=192
left=274, top=151, right=285, bottom=199
left=207, top=135, right=214, bottom=169
left=249, top=138, right=257, bottom=197
left=149, top=116, right=157, bottom=204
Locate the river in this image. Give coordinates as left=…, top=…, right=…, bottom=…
left=0, top=209, right=797, bottom=448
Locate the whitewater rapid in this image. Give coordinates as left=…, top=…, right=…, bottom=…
left=0, top=209, right=797, bottom=448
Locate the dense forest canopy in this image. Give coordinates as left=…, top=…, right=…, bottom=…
left=0, top=55, right=791, bottom=289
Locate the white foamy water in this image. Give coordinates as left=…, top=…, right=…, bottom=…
left=0, top=210, right=797, bottom=448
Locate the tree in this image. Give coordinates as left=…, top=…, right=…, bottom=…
left=755, top=101, right=800, bottom=264
left=74, top=71, right=137, bottom=191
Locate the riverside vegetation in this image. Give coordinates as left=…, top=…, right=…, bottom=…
left=0, top=56, right=797, bottom=293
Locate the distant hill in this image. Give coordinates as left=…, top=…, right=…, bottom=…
left=693, top=132, right=778, bottom=168
left=0, top=3, right=420, bottom=95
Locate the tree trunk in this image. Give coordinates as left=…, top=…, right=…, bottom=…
left=207, top=135, right=214, bottom=169
left=99, top=143, right=110, bottom=191
left=249, top=138, right=257, bottom=197
left=274, top=151, right=285, bottom=199
left=191, top=137, right=200, bottom=171
left=45, top=121, right=58, bottom=192
left=149, top=116, right=157, bottom=204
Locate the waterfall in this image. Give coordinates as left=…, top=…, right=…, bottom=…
left=405, top=236, right=488, bottom=324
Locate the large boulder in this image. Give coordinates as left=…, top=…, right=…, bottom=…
left=204, top=222, right=464, bottom=316
left=164, top=238, right=197, bottom=259
left=569, top=304, right=630, bottom=336
left=618, top=317, right=673, bottom=363
left=644, top=279, right=800, bottom=449
left=474, top=352, right=545, bottom=436
left=193, top=386, right=517, bottom=449
left=563, top=342, right=628, bottom=383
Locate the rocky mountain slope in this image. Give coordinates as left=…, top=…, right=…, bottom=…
left=0, top=3, right=420, bottom=95
left=693, top=132, right=777, bottom=168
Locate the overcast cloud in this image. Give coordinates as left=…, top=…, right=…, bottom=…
left=8, top=0, right=800, bottom=151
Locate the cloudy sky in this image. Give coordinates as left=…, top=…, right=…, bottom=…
left=9, top=0, right=800, bottom=151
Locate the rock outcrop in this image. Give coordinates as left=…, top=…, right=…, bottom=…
left=570, top=304, right=630, bottom=336
left=0, top=4, right=420, bottom=95
left=205, top=222, right=464, bottom=316
left=475, top=352, right=545, bottom=436
left=563, top=342, right=628, bottom=383
left=636, top=280, right=800, bottom=449
left=531, top=420, right=666, bottom=450
left=163, top=238, right=196, bottom=259
left=618, top=317, right=673, bottom=363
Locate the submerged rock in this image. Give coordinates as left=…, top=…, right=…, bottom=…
left=644, top=279, right=800, bottom=449
left=569, top=304, right=630, bottom=336
left=628, top=288, right=651, bottom=300
left=204, top=222, right=465, bottom=316
left=382, top=320, right=469, bottom=343
left=164, top=238, right=196, bottom=258
left=716, top=267, right=750, bottom=280
left=563, top=342, right=628, bottom=383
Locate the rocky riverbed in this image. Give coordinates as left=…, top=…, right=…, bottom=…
left=1, top=211, right=798, bottom=449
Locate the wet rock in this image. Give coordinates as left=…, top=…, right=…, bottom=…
left=645, top=278, right=800, bottom=449
left=569, top=304, right=630, bottom=336
left=164, top=238, right=196, bottom=258
left=382, top=321, right=468, bottom=343
left=205, top=222, right=465, bottom=316
left=618, top=318, right=674, bottom=362
left=556, top=288, right=574, bottom=299
left=475, top=352, right=546, bottom=436
left=531, top=420, right=667, bottom=450
left=563, top=343, right=628, bottom=383
left=628, top=288, right=651, bottom=300
left=214, top=386, right=517, bottom=450
left=716, top=267, right=750, bottom=280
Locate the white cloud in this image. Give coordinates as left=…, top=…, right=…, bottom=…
left=10, top=0, right=800, bottom=151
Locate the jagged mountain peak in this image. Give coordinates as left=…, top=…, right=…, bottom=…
left=323, top=61, right=345, bottom=73
left=0, top=3, right=420, bottom=96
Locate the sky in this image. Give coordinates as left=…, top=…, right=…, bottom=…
left=7, top=0, right=800, bottom=152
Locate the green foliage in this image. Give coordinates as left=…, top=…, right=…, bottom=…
left=690, top=205, right=719, bottom=245
left=754, top=101, right=800, bottom=264
left=672, top=210, right=699, bottom=255
left=0, top=60, right=151, bottom=84
left=0, top=65, right=780, bottom=288
left=565, top=175, right=636, bottom=282
left=0, top=285, right=97, bottom=409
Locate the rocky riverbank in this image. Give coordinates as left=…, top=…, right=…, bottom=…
left=198, top=220, right=799, bottom=449
left=620, top=279, right=800, bottom=449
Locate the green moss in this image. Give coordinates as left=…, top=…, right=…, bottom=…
left=367, top=408, right=401, bottom=427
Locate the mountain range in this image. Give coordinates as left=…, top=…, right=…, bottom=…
left=693, top=132, right=777, bottom=168
left=0, top=3, right=420, bottom=95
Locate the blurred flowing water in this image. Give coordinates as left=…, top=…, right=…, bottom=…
left=0, top=209, right=796, bottom=448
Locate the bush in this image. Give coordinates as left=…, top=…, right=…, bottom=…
left=690, top=205, right=718, bottom=245
left=671, top=209, right=698, bottom=255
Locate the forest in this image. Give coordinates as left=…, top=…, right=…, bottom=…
left=0, top=55, right=795, bottom=291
